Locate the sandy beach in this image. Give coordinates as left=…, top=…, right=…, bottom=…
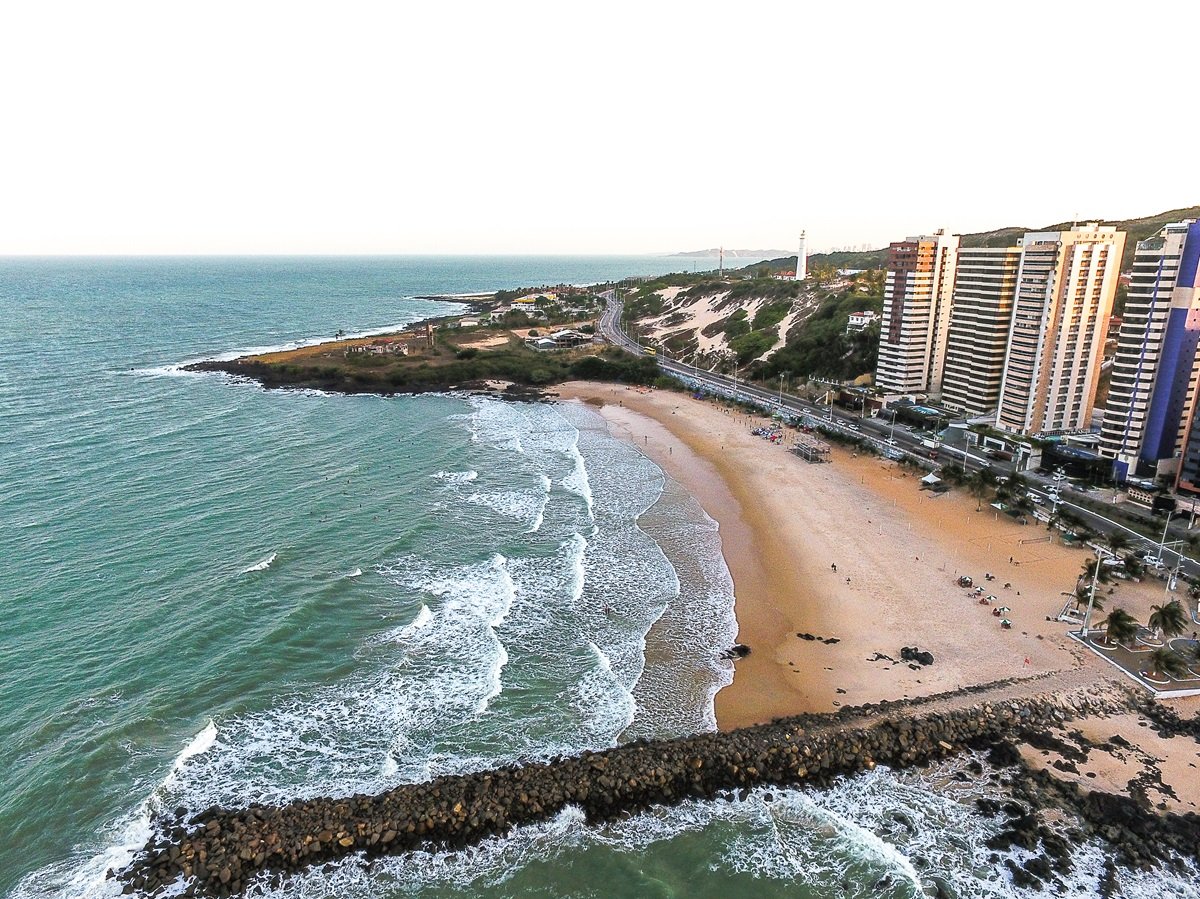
left=555, top=382, right=1200, bottom=732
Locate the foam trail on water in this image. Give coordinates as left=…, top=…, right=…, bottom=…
left=528, top=474, right=552, bottom=533
left=432, top=469, right=478, bottom=484
left=239, top=552, right=276, bottom=574
left=561, top=438, right=594, bottom=520
left=344, top=567, right=362, bottom=579
left=160, top=719, right=219, bottom=794
left=388, top=603, right=432, bottom=642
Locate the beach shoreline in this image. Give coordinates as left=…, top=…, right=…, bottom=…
left=553, top=382, right=1200, bottom=732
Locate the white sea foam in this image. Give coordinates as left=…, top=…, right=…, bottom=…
left=466, top=490, right=545, bottom=527
left=239, top=552, right=276, bottom=574
left=344, top=567, right=363, bottom=579
left=160, top=719, right=218, bottom=793
left=561, top=440, right=594, bottom=520
left=388, top=603, right=432, bottom=641
left=528, top=473, right=552, bottom=533
left=432, top=469, right=478, bottom=484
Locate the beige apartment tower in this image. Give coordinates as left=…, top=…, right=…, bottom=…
left=875, top=230, right=959, bottom=394
left=940, top=246, right=1023, bottom=416
left=996, top=225, right=1126, bottom=435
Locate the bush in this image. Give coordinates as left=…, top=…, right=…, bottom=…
left=729, top=329, right=776, bottom=364
left=456, top=348, right=479, bottom=360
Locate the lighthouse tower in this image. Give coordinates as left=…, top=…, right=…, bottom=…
left=795, top=232, right=807, bottom=281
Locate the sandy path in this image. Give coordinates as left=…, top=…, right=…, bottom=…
left=555, top=383, right=1199, bottom=731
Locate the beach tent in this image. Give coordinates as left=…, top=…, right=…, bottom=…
left=920, top=472, right=949, bottom=493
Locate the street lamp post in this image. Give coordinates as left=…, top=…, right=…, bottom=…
left=1079, top=547, right=1109, bottom=639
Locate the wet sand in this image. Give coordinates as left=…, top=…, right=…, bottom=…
left=555, top=382, right=1199, bottom=731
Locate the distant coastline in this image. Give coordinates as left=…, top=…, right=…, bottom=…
left=669, top=248, right=790, bottom=258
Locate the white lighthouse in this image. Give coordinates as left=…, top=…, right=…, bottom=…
left=795, top=231, right=807, bottom=281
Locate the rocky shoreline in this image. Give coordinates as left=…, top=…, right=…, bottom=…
left=113, top=679, right=1200, bottom=897
left=182, top=357, right=557, bottom=400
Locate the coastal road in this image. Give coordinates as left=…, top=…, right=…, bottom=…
left=598, top=293, right=1200, bottom=582
left=599, top=292, right=1000, bottom=470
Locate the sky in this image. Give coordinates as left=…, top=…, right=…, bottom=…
left=2, top=1, right=1195, bottom=255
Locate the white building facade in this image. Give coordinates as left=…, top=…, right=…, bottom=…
left=996, top=225, right=1125, bottom=435
left=940, top=245, right=1023, bottom=416
left=875, top=230, right=959, bottom=394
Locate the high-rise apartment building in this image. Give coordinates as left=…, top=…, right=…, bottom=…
left=995, top=225, right=1125, bottom=435
left=875, top=230, right=959, bottom=394
left=940, top=246, right=1023, bottom=416
left=1100, top=220, right=1200, bottom=481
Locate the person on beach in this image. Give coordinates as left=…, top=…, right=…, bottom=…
left=831, top=563, right=837, bottom=572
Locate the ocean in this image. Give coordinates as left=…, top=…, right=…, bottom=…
left=1, top=257, right=1196, bottom=899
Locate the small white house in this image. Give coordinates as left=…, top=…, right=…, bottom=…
left=846, top=311, right=880, bottom=333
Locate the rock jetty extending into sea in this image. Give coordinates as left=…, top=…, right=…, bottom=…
left=115, top=678, right=1194, bottom=896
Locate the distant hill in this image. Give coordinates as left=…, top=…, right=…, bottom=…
left=671, top=248, right=793, bottom=258
left=745, top=205, right=1200, bottom=273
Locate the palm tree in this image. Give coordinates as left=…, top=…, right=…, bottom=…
left=1080, top=557, right=1113, bottom=588
left=1073, top=582, right=1104, bottom=614
left=1148, top=600, right=1188, bottom=640
left=939, top=462, right=967, bottom=486
left=1102, top=607, right=1140, bottom=646
left=1103, top=531, right=1131, bottom=558
left=1011, top=495, right=1035, bottom=519
left=1008, top=472, right=1029, bottom=495
left=969, top=469, right=997, bottom=511
left=1122, top=556, right=1145, bottom=580
left=1145, top=647, right=1189, bottom=680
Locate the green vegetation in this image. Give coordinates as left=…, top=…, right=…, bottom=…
left=757, top=288, right=882, bottom=382
left=727, top=278, right=800, bottom=302
left=728, top=330, right=776, bottom=363
left=201, top=329, right=659, bottom=395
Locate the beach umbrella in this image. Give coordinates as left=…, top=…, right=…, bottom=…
left=998, top=606, right=1011, bottom=613
left=1001, top=618, right=1012, bottom=626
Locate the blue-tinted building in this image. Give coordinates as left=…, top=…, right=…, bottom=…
left=1099, top=220, right=1200, bottom=482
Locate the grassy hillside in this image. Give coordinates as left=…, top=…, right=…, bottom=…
left=744, top=205, right=1200, bottom=274
left=756, top=286, right=883, bottom=383
left=188, top=328, right=660, bottom=393
left=959, top=205, right=1200, bottom=268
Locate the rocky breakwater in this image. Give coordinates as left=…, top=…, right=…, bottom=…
left=116, top=682, right=1139, bottom=896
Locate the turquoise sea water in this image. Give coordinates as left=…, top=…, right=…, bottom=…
left=2, top=258, right=1195, bottom=899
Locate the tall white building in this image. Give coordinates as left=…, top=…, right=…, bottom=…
left=875, top=230, right=959, bottom=394
left=940, top=246, right=1023, bottom=416
left=1100, top=220, right=1200, bottom=480
left=996, top=224, right=1125, bottom=435
left=795, top=231, right=807, bottom=281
